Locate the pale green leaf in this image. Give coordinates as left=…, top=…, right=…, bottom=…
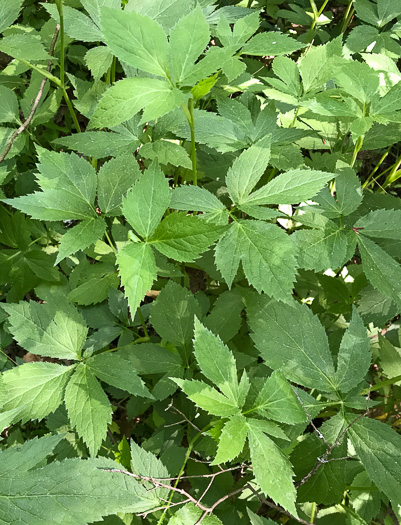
left=150, top=281, right=201, bottom=348
left=44, top=3, right=102, bottom=42
left=248, top=509, right=277, bottom=525
left=226, top=136, right=272, bottom=205
left=252, top=371, right=306, bottom=424
left=315, top=167, right=363, bottom=218
left=242, top=31, right=304, bottom=56
left=97, top=155, right=141, bottom=216
left=0, top=362, right=72, bottom=423
left=358, top=235, right=401, bottom=309
left=346, top=415, right=401, bottom=508
left=333, top=61, right=380, bottom=104
left=2, top=298, right=88, bottom=360
left=0, top=33, right=50, bottom=61
left=0, top=407, right=24, bottom=432
left=180, top=45, right=238, bottom=87
left=140, top=140, right=192, bottom=169
left=87, top=351, right=153, bottom=398
left=377, top=0, right=401, bottom=26
left=0, top=86, right=19, bottom=124
left=378, top=334, right=401, bottom=382
left=85, top=45, right=113, bottom=81
left=56, top=217, right=106, bottom=264
left=215, top=221, right=297, bottom=303
left=90, top=78, right=185, bottom=129
left=122, top=162, right=170, bottom=239
left=246, top=418, right=290, bottom=441
left=81, top=0, right=121, bottom=28
left=194, top=318, right=243, bottom=405
left=247, top=421, right=297, bottom=516
left=334, top=307, right=371, bottom=392
left=117, top=343, right=182, bottom=375
left=125, top=0, right=194, bottom=33
left=64, top=364, right=112, bottom=456
left=101, top=7, right=170, bottom=78
left=0, top=453, right=158, bottom=523
left=245, top=169, right=336, bottom=205
left=169, top=503, right=223, bottom=525
left=117, top=242, right=157, bottom=314
left=150, top=213, right=226, bottom=262
left=211, top=415, right=247, bottom=465
left=53, top=131, right=140, bottom=159
left=0, top=0, right=24, bottom=33
left=170, top=7, right=210, bottom=85
left=248, top=297, right=336, bottom=392
left=171, top=185, right=225, bottom=213
left=173, top=378, right=240, bottom=417
left=130, top=440, right=169, bottom=499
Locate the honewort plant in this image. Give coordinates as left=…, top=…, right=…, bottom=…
left=1, top=0, right=401, bottom=524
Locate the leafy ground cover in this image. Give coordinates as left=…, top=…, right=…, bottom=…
left=1, top=0, right=401, bottom=523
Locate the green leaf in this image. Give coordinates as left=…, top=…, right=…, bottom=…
left=56, top=217, right=106, bottom=264
left=90, top=78, right=186, bottom=129
left=68, top=261, right=119, bottom=306
left=333, top=61, right=379, bottom=104
left=248, top=509, right=277, bottom=525
left=226, top=136, right=272, bottom=205
left=371, top=81, right=401, bottom=115
left=215, top=221, right=297, bottom=302
left=211, top=415, right=248, bottom=465
left=346, top=415, right=401, bottom=508
left=101, top=7, right=170, bottom=78
left=130, top=440, right=169, bottom=499
left=169, top=503, right=223, bottom=525
left=377, top=0, right=401, bottom=26
left=0, top=407, right=24, bottom=432
left=194, top=318, right=243, bottom=405
left=245, top=169, right=336, bottom=206
left=203, top=289, right=244, bottom=343
left=173, top=378, right=240, bottom=418
left=0, top=362, right=72, bottom=423
left=54, top=131, right=140, bottom=159
left=356, top=209, right=401, bottom=240
left=44, top=3, right=102, bottom=42
left=2, top=298, right=88, bottom=360
left=64, top=364, right=112, bottom=456
left=0, top=0, right=24, bottom=33
left=0, top=450, right=158, bottom=523
left=150, top=213, right=226, bottom=262
left=248, top=297, right=336, bottom=392
left=171, top=185, right=225, bottom=214
left=315, top=167, right=363, bottom=218
left=97, top=155, right=141, bottom=216
left=118, top=343, right=182, bottom=375
left=169, top=7, right=210, bottom=85
left=85, top=45, right=113, bottom=82
left=358, top=235, right=401, bottom=309
left=140, top=140, right=192, bottom=169
left=122, top=162, right=170, bottom=240
left=0, top=33, right=50, bottom=62
left=81, top=0, right=121, bottom=28
left=87, top=351, right=153, bottom=399
left=150, top=281, right=201, bottom=349
left=0, top=85, right=19, bottom=124
left=378, top=334, right=401, bottom=382
left=293, top=222, right=357, bottom=272
left=251, top=371, right=306, bottom=424
left=125, top=0, right=194, bottom=33
left=247, top=420, right=297, bottom=516
left=117, top=242, right=157, bottom=314
left=3, top=149, right=97, bottom=221
left=242, top=32, right=305, bottom=57
left=334, top=308, right=371, bottom=392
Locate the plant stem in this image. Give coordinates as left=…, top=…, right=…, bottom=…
left=350, top=136, right=364, bottom=168
left=137, top=307, right=149, bottom=338
left=306, top=0, right=330, bottom=43
left=361, top=374, right=401, bottom=394
left=362, top=146, right=391, bottom=189
left=181, top=98, right=197, bottom=186
left=61, top=87, right=81, bottom=132
left=340, top=0, right=354, bottom=33
left=55, top=0, right=65, bottom=87
left=104, top=230, right=117, bottom=254
left=310, top=502, right=317, bottom=523
left=382, top=153, right=401, bottom=188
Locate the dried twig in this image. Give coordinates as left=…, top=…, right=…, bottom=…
left=0, top=26, right=59, bottom=164
left=165, top=400, right=203, bottom=433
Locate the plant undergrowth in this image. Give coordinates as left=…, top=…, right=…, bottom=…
left=1, top=0, right=401, bottom=524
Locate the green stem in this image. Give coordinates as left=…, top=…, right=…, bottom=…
left=306, top=0, right=330, bottom=43
left=362, top=146, right=391, bottom=189
left=104, top=230, right=117, bottom=254
left=55, top=0, right=65, bottom=87
left=361, top=374, right=401, bottom=394
left=62, top=87, right=81, bottom=132
left=350, top=135, right=364, bottom=168
left=340, top=0, right=354, bottom=33
left=18, top=59, right=61, bottom=86
left=182, top=98, right=197, bottom=185
left=137, top=308, right=149, bottom=338
left=382, top=153, right=401, bottom=188
left=310, top=502, right=317, bottom=523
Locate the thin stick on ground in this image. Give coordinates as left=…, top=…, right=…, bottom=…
left=0, top=26, right=59, bottom=164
